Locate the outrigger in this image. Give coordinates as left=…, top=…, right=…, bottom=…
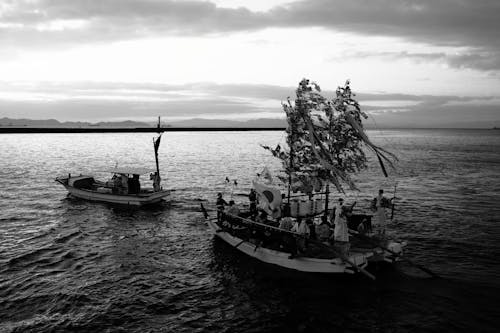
left=56, top=118, right=170, bottom=206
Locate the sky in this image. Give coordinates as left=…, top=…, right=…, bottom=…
left=0, top=0, right=499, bottom=127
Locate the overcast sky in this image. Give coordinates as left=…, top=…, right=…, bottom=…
left=1, top=0, right=499, bottom=127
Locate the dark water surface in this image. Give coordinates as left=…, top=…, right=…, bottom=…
left=1, top=130, right=499, bottom=332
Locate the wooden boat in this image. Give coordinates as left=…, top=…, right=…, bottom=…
left=55, top=168, right=171, bottom=206
left=56, top=121, right=170, bottom=206
left=204, top=209, right=374, bottom=276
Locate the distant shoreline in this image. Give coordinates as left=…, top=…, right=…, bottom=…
left=0, top=127, right=497, bottom=133
left=0, top=127, right=287, bottom=133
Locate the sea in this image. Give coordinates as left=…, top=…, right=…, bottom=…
left=0, top=129, right=499, bottom=332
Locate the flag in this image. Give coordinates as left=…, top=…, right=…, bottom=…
left=153, top=133, right=162, bottom=177
left=154, top=133, right=162, bottom=154
left=252, top=180, right=282, bottom=216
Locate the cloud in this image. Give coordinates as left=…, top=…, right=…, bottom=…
left=332, top=50, right=500, bottom=72
left=1, top=1, right=500, bottom=71
left=0, top=81, right=498, bottom=127
left=0, top=81, right=287, bottom=121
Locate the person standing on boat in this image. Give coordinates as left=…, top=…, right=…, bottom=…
left=292, top=218, right=310, bottom=254
left=279, top=215, right=294, bottom=231
left=227, top=200, right=240, bottom=217
left=330, top=198, right=344, bottom=224
left=151, top=172, right=161, bottom=192
left=216, top=193, right=228, bottom=222
left=120, top=174, right=129, bottom=194
left=333, top=206, right=350, bottom=255
left=306, top=218, right=316, bottom=240
left=373, top=189, right=391, bottom=235
left=317, top=216, right=332, bottom=244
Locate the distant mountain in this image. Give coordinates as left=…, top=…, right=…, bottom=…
left=0, top=117, right=150, bottom=128
left=2, top=116, right=498, bottom=129
left=166, top=118, right=286, bottom=128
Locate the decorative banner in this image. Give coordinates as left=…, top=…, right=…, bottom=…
left=262, top=79, right=397, bottom=193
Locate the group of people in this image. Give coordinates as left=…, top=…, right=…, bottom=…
left=273, top=198, right=350, bottom=255
left=107, top=174, right=141, bottom=195
left=215, top=188, right=393, bottom=257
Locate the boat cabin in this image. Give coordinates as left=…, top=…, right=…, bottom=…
left=99, top=167, right=157, bottom=195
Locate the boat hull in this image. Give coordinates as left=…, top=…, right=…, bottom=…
left=206, top=219, right=370, bottom=274
left=59, top=182, right=170, bottom=206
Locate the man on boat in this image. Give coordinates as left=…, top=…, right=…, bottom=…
left=120, top=174, right=129, bottom=194
left=317, top=216, right=332, bottom=244
left=333, top=206, right=350, bottom=256
left=279, top=206, right=294, bottom=231
left=292, top=218, right=310, bottom=255
left=372, top=189, right=391, bottom=235
left=128, top=174, right=141, bottom=194
left=150, top=172, right=161, bottom=192
left=216, top=193, right=228, bottom=222
left=256, top=210, right=270, bottom=225
left=330, top=198, right=344, bottom=223
left=227, top=200, right=240, bottom=217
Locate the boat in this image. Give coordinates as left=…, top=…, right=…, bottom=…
left=55, top=168, right=171, bottom=206
left=56, top=120, right=171, bottom=206
left=201, top=79, right=418, bottom=279
left=203, top=209, right=373, bottom=275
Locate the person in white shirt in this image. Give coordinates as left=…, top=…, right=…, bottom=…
left=292, top=218, right=310, bottom=254
left=373, top=189, right=391, bottom=235
left=333, top=206, right=350, bottom=256
left=226, top=200, right=240, bottom=217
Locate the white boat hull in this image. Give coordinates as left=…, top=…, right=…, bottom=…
left=207, top=219, right=370, bottom=274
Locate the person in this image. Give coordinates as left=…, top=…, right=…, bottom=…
left=357, top=216, right=372, bottom=234
left=292, top=218, right=310, bottom=254
left=133, top=174, right=141, bottom=194
left=317, top=215, right=332, bottom=243
left=306, top=218, right=316, bottom=240
left=216, top=193, right=228, bottom=222
left=150, top=172, right=161, bottom=192
left=333, top=206, right=350, bottom=255
left=108, top=174, right=120, bottom=193
left=249, top=189, right=257, bottom=218
left=120, top=174, right=129, bottom=194
left=279, top=216, right=294, bottom=231
left=227, top=200, right=240, bottom=217
left=256, top=210, right=269, bottom=224
left=373, top=189, right=391, bottom=235
left=128, top=175, right=139, bottom=194
left=331, top=198, right=343, bottom=227
left=330, top=198, right=344, bottom=223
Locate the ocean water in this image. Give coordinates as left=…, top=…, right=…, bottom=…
left=0, top=129, right=499, bottom=332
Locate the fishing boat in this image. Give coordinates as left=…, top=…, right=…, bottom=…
left=201, top=79, right=439, bottom=279
left=56, top=121, right=170, bottom=206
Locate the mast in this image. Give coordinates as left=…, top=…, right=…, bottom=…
left=153, top=117, right=162, bottom=178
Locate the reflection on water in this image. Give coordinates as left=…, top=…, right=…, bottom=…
left=0, top=130, right=499, bottom=332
